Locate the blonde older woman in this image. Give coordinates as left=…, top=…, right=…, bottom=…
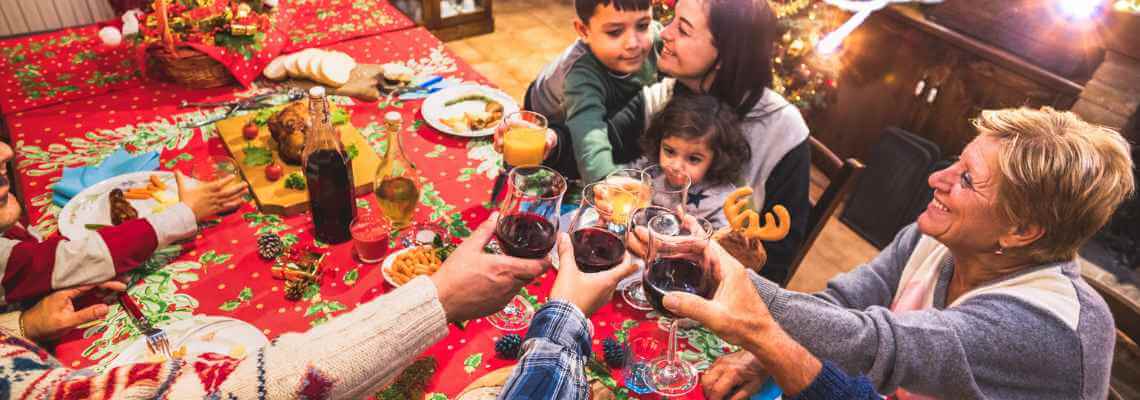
left=689, top=107, right=1134, bottom=399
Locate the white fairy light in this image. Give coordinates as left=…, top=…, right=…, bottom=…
left=815, top=0, right=943, bottom=54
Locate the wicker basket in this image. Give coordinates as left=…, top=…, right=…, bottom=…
left=147, top=46, right=236, bottom=88
left=144, top=0, right=236, bottom=88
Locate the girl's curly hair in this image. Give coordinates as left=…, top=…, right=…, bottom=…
left=640, top=94, right=750, bottom=185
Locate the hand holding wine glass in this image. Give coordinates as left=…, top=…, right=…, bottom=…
left=661, top=240, right=772, bottom=345
left=550, top=232, right=638, bottom=317
left=430, top=213, right=552, bottom=324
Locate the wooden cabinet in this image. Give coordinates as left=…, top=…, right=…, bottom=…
left=391, top=0, right=494, bottom=41
left=808, top=6, right=1084, bottom=161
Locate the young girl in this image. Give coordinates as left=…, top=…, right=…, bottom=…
left=639, top=94, right=751, bottom=228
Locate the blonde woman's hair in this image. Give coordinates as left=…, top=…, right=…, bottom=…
left=975, top=107, right=1135, bottom=263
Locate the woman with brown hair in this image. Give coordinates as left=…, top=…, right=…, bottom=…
left=656, top=0, right=810, bottom=284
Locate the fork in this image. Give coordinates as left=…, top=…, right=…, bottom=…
left=118, top=293, right=172, bottom=359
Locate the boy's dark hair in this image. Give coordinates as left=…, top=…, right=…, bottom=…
left=640, top=94, right=750, bottom=186
left=702, top=0, right=782, bottom=118
left=575, top=0, right=652, bottom=24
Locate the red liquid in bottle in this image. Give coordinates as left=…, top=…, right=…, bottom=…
left=304, top=149, right=355, bottom=244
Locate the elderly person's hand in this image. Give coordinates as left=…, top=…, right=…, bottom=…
left=175, top=171, right=248, bottom=222
left=549, top=232, right=638, bottom=316
left=20, top=281, right=127, bottom=343
left=430, top=213, right=551, bottom=323
left=664, top=240, right=823, bottom=399
left=662, top=240, right=770, bottom=346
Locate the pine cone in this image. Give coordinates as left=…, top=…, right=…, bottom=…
left=495, top=334, right=523, bottom=359
left=284, top=279, right=307, bottom=301
left=602, top=337, right=626, bottom=368
left=258, top=234, right=284, bottom=260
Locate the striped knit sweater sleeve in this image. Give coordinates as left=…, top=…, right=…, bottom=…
left=0, top=276, right=449, bottom=399
left=0, top=203, right=198, bottom=306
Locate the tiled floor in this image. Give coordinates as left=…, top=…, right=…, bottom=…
left=445, top=0, right=880, bottom=290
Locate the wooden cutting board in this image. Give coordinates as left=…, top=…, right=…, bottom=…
left=215, top=103, right=381, bottom=216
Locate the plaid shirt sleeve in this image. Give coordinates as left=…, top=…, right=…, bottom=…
left=498, top=300, right=593, bottom=400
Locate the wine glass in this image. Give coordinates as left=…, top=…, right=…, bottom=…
left=568, top=182, right=634, bottom=273
left=620, top=164, right=691, bottom=310
left=643, top=213, right=714, bottom=397
left=487, top=166, right=567, bottom=331
left=605, top=168, right=651, bottom=209
left=642, top=164, right=690, bottom=211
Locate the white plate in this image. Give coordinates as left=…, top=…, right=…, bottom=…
left=421, top=84, right=519, bottom=138
left=106, top=316, right=269, bottom=367
left=380, top=246, right=416, bottom=287
left=57, top=171, right=189, bottom=240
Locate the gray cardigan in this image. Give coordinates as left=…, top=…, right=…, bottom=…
left=748, top=224, right=1113, bottom=399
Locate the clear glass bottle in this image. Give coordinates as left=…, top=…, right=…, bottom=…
left=373, top=111, right=422, bottom=231
left=302, top=86, right=355, bottom=244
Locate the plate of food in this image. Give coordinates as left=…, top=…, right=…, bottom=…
left=381, top=245, right=444, bottom=287
left=422, top=84, right=519, bottom=138
left=106, top=316, right=269, bottom=367
left=57, top=171, right=190, bottom=240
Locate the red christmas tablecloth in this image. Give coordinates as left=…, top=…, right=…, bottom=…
left=0, top=0, right=413, bottom=116
left=5, top=27, right=732, bottom=399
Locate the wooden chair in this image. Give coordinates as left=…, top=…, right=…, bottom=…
left=784, top=136, right=865, bottom=286
left=1083, top=273, right=1140, bottom=400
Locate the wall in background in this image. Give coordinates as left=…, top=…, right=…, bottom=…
left=0, top=0, right=115, bottom=37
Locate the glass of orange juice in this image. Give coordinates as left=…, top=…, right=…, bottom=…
left=501, top=111, right=548, bottom=167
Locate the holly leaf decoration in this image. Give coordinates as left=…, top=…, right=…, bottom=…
left=243, top=146, right=273, bottom=167
left=343, top=268, right=359, bottom=286
left=427, top=394, right=448, bottom=400
left=219, top=300, right=242, bottom=312
left=281, top=233, right=300, bottom=247
left=238, top=287, right=253, bottom=302
left=463, top=353, right=482, bottom=374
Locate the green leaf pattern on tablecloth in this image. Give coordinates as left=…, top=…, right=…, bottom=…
left=427, top=394, right=448, bottom=400
left=2, top=31, right=136, bottom=101
left=219, top=286, right=255, bottom=311
left=613, top=319, right=639, bottom=344
left=243, top=212, right=289, bottom=235
left=343, top=268, right=359, bottom=286
left=649, top=313, right=741, bottom=371
left=462, top=352, right=482, bottom=374
left=305, top=299, right=347, bottom=326
left=424, top=145, right=446, bottom=158
left=163, top=153, right=194, bottom=168
left=81, top=246, right=201, bottom=368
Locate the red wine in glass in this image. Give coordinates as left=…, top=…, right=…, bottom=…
left=572, top=227, right=625, bottom=273
left=644, top=258, right=714, bottom=318
left=495, top=212, right=557, bottom=259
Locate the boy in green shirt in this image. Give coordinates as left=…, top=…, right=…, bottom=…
left=522, top=0, right=673, bottom=182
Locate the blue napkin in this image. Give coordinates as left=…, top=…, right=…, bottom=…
left=52, top=149, right=160, bottom=207
left=751, top=377, right=783, bottom=400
